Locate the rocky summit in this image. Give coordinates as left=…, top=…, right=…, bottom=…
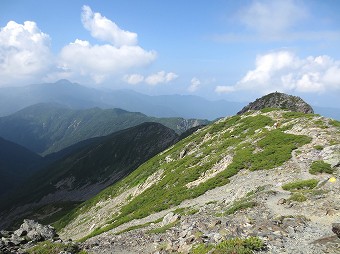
left=237, top=92, right=314, bottom=115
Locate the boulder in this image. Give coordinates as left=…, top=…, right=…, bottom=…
left=14, top=219, right=57, bottom=242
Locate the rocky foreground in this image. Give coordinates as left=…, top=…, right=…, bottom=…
left=0, top=219, right=81, bottom=254
left=81, top=174, right=340, bottom=254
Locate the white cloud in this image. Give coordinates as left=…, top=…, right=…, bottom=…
left=123, top=73, right=144, bottom=85
left=56, top=6, right=157, bottom=84
left=239, top=0, right=307, bottom=37
left=58, top=39, right=156, bottom=84
left=216, top=0, right=340, bottom=43
left=81, top=5, right=137, bottom=47
left=123, top=71, right=178, bottom=86
left=215, top=85, right=235, bottom=94
left=0, top=21, right=53, bottom=86
left=216, top=51, right=340, bottom=94
left=145, top=71, right=178, bottom=85
left=0, top=6, right=158, bottom=86
left=188, top=77, right=201, bottom=92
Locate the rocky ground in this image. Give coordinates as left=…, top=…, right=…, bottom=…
left=67, top=111, right=340, bottom=253
left=81, top=164, right=340, bottom=253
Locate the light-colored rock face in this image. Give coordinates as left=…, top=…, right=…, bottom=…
left=59, top=110, right=340, bottom=253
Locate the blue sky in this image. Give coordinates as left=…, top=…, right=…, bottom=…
left=1, top=0, right=340, bottom=107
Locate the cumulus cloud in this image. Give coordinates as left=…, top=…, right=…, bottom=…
left=188, top=77, right=201, bottom=92
left=81, top=5, right=137, bottom=47
left=215, top=51, right=340, bottom=94
left=59, top=39, right=156, bottom=84
left=0, top=21, right=52, bottom=86
left=0, top=6, right=158, bottom=86
left=144, top=71, right=178, bottom=85
left=56, top=6, right=157, bottom=84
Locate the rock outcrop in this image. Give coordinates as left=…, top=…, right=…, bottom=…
left=0, top=220, right=57, bottom=253
left=237, top=92, right=314, bottom=115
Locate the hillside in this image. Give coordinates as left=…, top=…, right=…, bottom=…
left=0, top=103, right=208, bottom=155
left=0, top=122, right=179, bottom=230
left=0, top=137, right=42, bottom=197
left=54, top=109, right=340, bottom=253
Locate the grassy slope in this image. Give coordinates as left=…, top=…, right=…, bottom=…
left=56, top=110, right=320, bottom=240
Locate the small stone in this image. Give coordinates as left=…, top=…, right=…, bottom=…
left=326, top=209, right=337, bottom=216
left=185, top=235, right=195, bottom=244
left=277, top=198, right=286, bottom=205
left=209, top=220, right=221, bottom=228
left=162, top=212, right=180, bottom=227
left=286, top=226, right=295, bottom=235
left=179, top=230, right=188, bottom=238
left=332, top=223, right=340, bottom=238
left=0, top=231, right=13, bottom=238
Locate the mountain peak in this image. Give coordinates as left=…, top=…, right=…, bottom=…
left=237, top=92, right=314, bottom=115
left=55, top=79, right=73, bottom=85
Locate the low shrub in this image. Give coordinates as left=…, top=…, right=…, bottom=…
left=27, top=241, right=86, bottom=254
left=289, top=192, right=307, bottom=202
left=225, top=200, right=256, bottom=215
left=313, top=145, right=324, bottom=150
left=309, top=160, right=333, bottom=175
left=191, top=236, right=265, bottom=254
left=282, top=179, right=318, bottom=191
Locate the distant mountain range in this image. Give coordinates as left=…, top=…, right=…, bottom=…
left=1, top=79, right=338, bottom=120
left=0, top=103, right=208, bottom=155
left=0, top=79, right=243, bottom=120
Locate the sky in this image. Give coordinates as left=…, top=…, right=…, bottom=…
left=1, top=0, right=340, bottom=107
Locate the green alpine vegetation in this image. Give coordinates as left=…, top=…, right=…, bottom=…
left=282, top=179, right=319, bottom=191
left=27, top=241, right=86, bottom=254
left=55, top=110, right=313, bottom=240
left=191, top=236, right=265, bottom=254
left=309, top=160, right=333, bottom=175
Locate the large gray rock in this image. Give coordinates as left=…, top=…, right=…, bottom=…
left=14, top=219, right=57, bottom=242
left=237, top=92, right=314, bottom=115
